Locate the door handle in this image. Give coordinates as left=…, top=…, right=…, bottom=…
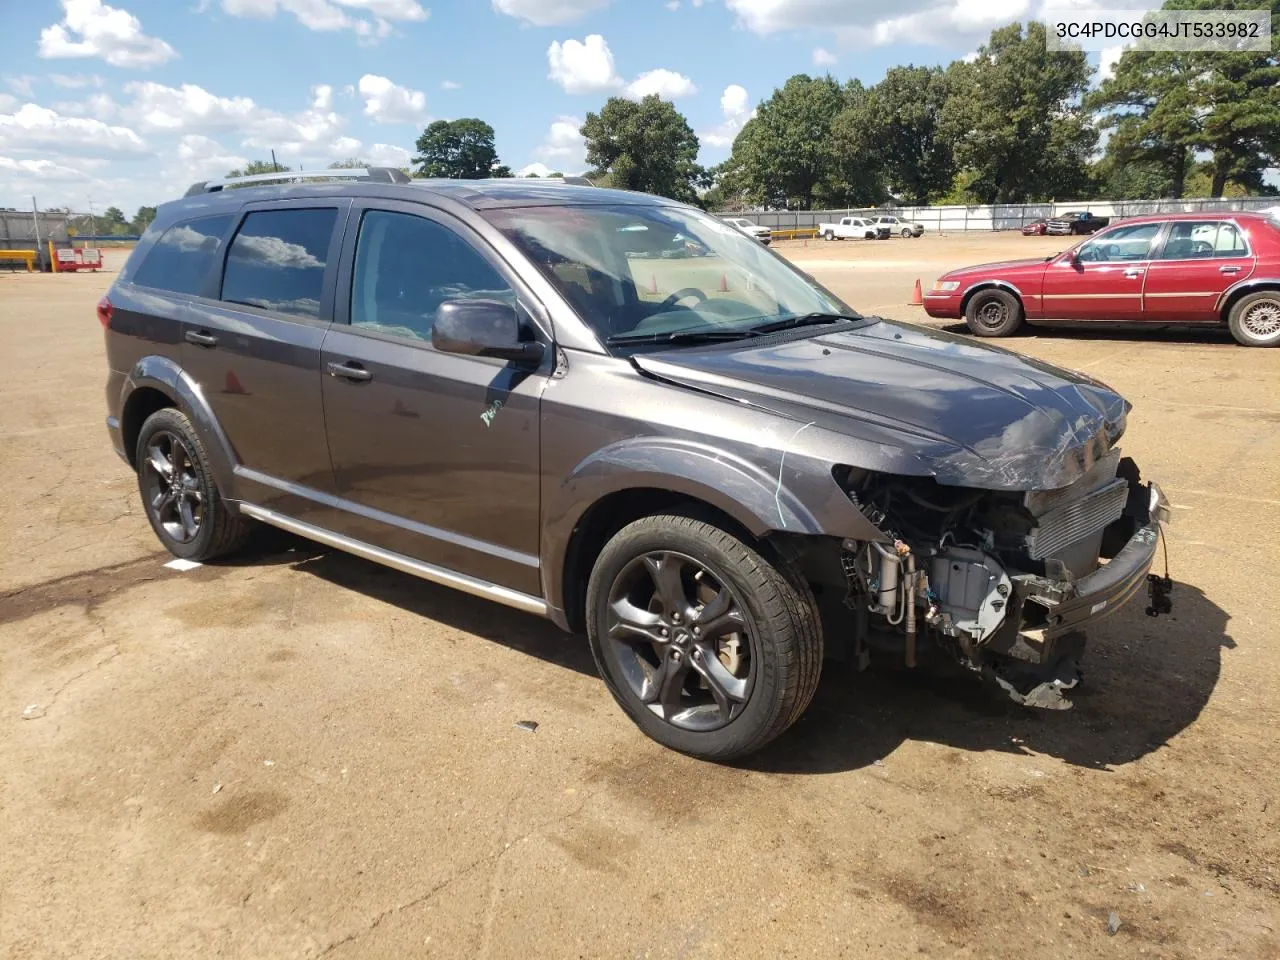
left=327, top=361, right=373, bottom=382
left=1219, top=265, right=1241, bottom=274
left=185, top=330, right=218, bottom=347
left=1124, top=269, right=1144, bottom=279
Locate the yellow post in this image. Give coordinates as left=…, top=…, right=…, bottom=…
left=48, top=240, right=57, bottom=273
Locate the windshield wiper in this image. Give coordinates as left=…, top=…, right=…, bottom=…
left=605, top=327, right=763, bottom=346
left=747, top=312, right=860, bottom=334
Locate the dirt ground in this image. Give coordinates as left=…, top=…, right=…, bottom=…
left=2, top=234, right=1277, bottom=959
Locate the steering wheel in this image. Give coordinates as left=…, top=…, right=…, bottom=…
left=1101, top=244, right=1122, bottom=261
left=661, top=287, right=708, bottom=310
left=1191, top=240, right=1214, bottom=257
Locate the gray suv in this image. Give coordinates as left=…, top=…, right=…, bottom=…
left=102, top=169, right=1172, bottom=760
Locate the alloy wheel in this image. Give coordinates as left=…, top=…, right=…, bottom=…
left=141, top=430, right=204, bottom=543
left=604, top=550, right=755, bottom=732
left=1241, top=298, right=1280, bottom=342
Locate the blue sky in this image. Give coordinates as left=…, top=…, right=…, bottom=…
left=1, top=0, right=1119, bottom=216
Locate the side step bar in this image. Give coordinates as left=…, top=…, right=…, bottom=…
left=238, top=503, right=549, bottom=618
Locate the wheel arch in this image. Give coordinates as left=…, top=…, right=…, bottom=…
left=117, top=355, right=240, bottom=492
left=1219, top=278, right=1280, bottom=324
left=960, top=280, right=1025, bottom=316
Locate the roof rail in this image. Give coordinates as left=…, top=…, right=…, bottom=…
left=184, top=166, right=412, bottom=197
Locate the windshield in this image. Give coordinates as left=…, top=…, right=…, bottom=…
left=486, top=202, right=856, bottom=349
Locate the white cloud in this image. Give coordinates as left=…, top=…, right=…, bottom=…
left=531, top=114, right=586, bottom=172
left=216, top=0, right=427, bottom=38
left=440, top=80, right=461, bottom=90
left=0, top=103, right=148, bottom=156
left=6, top=76, right=39, bottom=98
left=547, top=35, right=622, bottom=94
left=625, top=68, right=696, bottom=100
left=48, top=72, right=105, bottom=88
left=1098, top=44, right=1126, bottom=80
left=357, top=74, right=428, bottom=124
left=493, top=0, right=609, bottom=26
left=724, top=0, right=1034, bottom=46
left=52, top=92, right=119, bottom=120
left=812, top=47, right=837, bottom=66
left=0, top=156, right=96, bottom=180
left=175, top=134, right=249, bottom=179
left=517, top=161, right=554, bottom=176
left=700, top=83, right=753, bottom=149
left=121, top=81, right=345, bottom=157
left=0, top=94, right=17, bottom=113
left=665, top=1, right=679, bottom=9
left=548, top=35, right=695, bottom=99
left=366, top=142, right=413, bottom=167
left=38, top=0, right=176, bottom=68
left=330, top=135, right=362, bottom=154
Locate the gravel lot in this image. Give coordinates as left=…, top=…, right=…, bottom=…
left=2, top=235, right=1277, bottom=959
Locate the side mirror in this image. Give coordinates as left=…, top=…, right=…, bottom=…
left=432, top=299, right=544, bottom=363
left=1063, top=249, right=1078, bottom=265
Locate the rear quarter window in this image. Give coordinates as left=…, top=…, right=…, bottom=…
left=130, top=214, right=233, bottom=296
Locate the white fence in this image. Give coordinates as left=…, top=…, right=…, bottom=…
left=736, top=197, right=1280, bottom=233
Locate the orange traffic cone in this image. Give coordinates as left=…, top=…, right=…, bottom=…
left=719, top=273, right=730, bottom=293
left=909, top=279, right=924, bottom=306
left=649, top=274, right=658, bottom=295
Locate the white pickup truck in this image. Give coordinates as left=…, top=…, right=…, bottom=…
left=816, top=217, right=890, bottom=241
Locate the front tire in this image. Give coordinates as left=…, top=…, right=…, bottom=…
left=1227, top=291, right=1280, bottom=347
left=135, top=408, right=252, bottom=561
left=965, top=288, right=1024, bottom=338
left=823, top=230, right=835, bottom=241
left=586, top=513, right=822, bottom=761
left=901, top=228, right=913, bottom=239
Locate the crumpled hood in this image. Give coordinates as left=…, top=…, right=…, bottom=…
left=633, top=320, right=1130, bottom=491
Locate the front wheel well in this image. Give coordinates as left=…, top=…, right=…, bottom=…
left=121, top=386, right=177, bottom=468
left=1221, top=282, right=1280, bottom=325
left=559, top=489, right=758, bottom=634
left=961, top=284, right=1024, bottom=316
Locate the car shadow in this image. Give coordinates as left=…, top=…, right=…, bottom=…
left=938, top=320, right=1237, bottom=346
left=247, top=537, right=1231, bottom=772
left=746, top=580, right=1233, bottom=773
left=280, top=544, right=598, bottom=678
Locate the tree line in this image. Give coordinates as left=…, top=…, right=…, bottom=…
left=217, top=0, right=1276, bottom=211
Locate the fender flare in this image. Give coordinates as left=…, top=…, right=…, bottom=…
left=540, top=436, right=872, bottom=616
left=1216, top=276, right=1280, bottom=316
left=119, top=355, right=240, bottom=494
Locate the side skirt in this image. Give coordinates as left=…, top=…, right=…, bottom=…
left=238, top=502, right=550, bottom=618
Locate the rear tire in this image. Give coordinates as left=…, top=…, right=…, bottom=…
left=1228, top=291, right=1280, bottom=347
left=965, top=288, right=1024, bottom=338
left=135, top=408, right=252, bottom=561
left=586, top=512, right=822, bottom=761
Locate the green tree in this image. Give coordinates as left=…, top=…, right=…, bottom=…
left=726, top=74, right=857, bottom=209
left=413, top=118, right=508, bottom=178
left=940, top=22, right=1096, bottom=203
left=837, top=66, right=954, bottom=205
left=1091, top=0, right=1278, bottom=198
left=131, top=206, right=157, bottom=233
left=226, top=159, right=291, bottom=177
left=581, top=95, right=703, bottom=202
left=328, top=157, right=371, bottom=169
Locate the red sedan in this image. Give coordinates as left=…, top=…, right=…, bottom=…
left=1022, top=219, right=1048, bottom=236
left=925, top=213, right=1280, bottom=346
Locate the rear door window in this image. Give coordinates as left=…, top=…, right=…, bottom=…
left=1157, top=221, right=1249, bottom=260
left=220, top=208, right=338, bottom=319
left=132, top=215, right=233, bottom=295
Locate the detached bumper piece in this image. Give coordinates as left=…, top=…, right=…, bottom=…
left=981, top=482, right=1172, bottom=709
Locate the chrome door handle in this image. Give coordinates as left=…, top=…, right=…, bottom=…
left=327, top=361, right=373, bottom=382
left=1124, top=269, right=1144, bottom=279
left=185, top=330, right=218, bottom=347
left=1219, top=265, right=1241, bottom=274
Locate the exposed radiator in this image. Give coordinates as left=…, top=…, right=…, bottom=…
left=1026, top=478, right=1128, bottom=560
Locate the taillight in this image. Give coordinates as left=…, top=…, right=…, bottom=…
left=97, top=296, right=113, bottom=329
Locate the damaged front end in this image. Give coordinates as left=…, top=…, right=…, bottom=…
left=833, top=449, right=1172, bottom=709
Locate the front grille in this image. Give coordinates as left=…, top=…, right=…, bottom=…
left=1026, top=478, right=1128, bottom=560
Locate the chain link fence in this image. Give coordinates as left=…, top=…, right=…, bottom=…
left=731, top=197, right=1280, bottom=235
